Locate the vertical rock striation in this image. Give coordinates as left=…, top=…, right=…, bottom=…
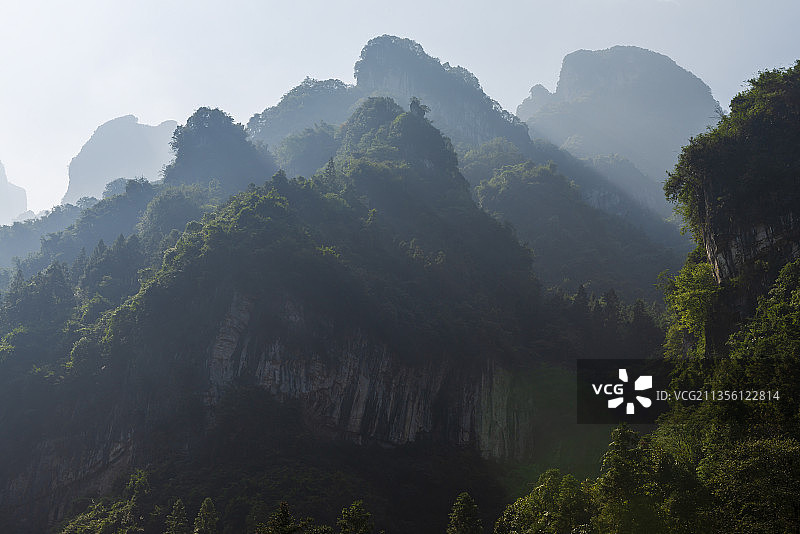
left=206, top=292, right=536, bottom=459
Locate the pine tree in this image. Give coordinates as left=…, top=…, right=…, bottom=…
left=165, top=498, right=190, bottom=534
left=337, top=501, right=373, bottom=534
left=70, top=247, right=88, bottom=285
left=259, top=501, right=305, bottom=534
left=323, top=158, right=337, bottom=181
left=446, top=492, right=483, bottom=534
left=194, top=497, right=219, bottom=534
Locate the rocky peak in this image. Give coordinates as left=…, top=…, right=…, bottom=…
left=0, top=160, right=27, bottom=226
left=517, top=84, right=553, bottom=118
left=354, top=35, right=530, bottom=150
left=62, top=115, right=177, bottom=204
left=557, top=46, right=715, bottom=109
left=354, top=35, right=440, bottom=92
left=517, top=45, right=721, bottom=217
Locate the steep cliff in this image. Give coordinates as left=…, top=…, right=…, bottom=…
left=666, top=61, right=800, bottom=281
left=0, top=160, right=27, bottom=226
left=0, top=99, right=566, bottom=532
left=206, top=292, right=536, bottom=459
left=518, top=46, right=721, bottom=216
left=0, top=208, right=544, bottom=532
left=62, top=115, right=177, bottom=204
left=354, top=35, right=532, bottom=151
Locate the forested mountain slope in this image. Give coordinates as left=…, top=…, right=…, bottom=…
left=466, top=140, right=677, bottom=298
left=0, top=98, right=665, bottom=533
left=249, top=36, right=687, bottom=297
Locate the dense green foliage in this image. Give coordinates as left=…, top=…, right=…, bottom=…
left=472, top=152, right=679, bottom=299
left=275, top=122, right=338, bottom=178
left=446, top=492, right=483, bottom=534
left=248, top=78, right=362, bottom=151
left=665, top=61, right=800, bottom=242
left=0, top=96, right=665, bottom=533
left=165, top=107, right=277, bottom=195
left=18, top=178, right=158, bottom=280
left=59, top=472, right=395, bottom=534
left=661, top=246, right=721, bottom=361
left=0, top=200, right=91, bottom=271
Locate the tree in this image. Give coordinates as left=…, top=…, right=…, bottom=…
left=446, top=492, right=483, bottom=534
left=593, top=425, right=663, bottom=533
left=664, top=61, right=800, bottom=247
left=164, top=107, right=276, bottom=195
left=257, top=501, right=307, bottom=534
left=493, top=469, right=592, bottom=534
left=698, top=438, right=800, bottom=533
left=409, top=96, right=430, bottom=118
left=337, top=501, right=373, bottom=534
left=194, top=497, right=219, bottom=534
left=165, top=499, right=190, bottom=534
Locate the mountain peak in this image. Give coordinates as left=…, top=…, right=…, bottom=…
left=354, top=35, right=439, bottom=87
left=556, top=45, right=713, bottom=103
left=0, top=160, right=28, bottom=226
left=62, top=115, right=177, bottom=204
left=517, top=45, right=721, bottom=215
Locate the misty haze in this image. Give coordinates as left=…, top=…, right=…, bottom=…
left=0, top=3, right=799, bottom=533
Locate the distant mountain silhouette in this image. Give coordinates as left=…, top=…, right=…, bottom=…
left=517, top=46, right=721, bottom=215
left=0, top=160, right=27, bottom=226
left=62, top=115, right=177, bottom=204
left=248, top=35, right=530, bottom=154
left=247, top=78, right=362, bottom=152
left=248, top=37, right=677, bottom=233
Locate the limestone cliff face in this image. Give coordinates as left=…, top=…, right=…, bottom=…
left=702, top=208, right=800, bottom=283
left=0, top=160, right=27, bottom=226
left=517, top=46, right=720, bottom=176
left=0, top=409, right=139, bottom=532
left=63, top=115, right=177, bottom=204
left=206, top=292, right=535, bottom=459
left=0, top=290, right=535, bottom=531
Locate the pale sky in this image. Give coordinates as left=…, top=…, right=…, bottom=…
left=1, top=0, right=798, bottom=213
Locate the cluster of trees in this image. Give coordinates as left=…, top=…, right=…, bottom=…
left=1, top=107, right=263, bottom=293
left=60, top=469, right=489, bottom=534
left=164, top=107, right=277, bottom=196
left=471, top=150, right=681, bottom=300
left=247, top=77, right=361, bottom=151
left=0, top=201, right=91, bottom=271
left=665, top=61, right=800, bottom=244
